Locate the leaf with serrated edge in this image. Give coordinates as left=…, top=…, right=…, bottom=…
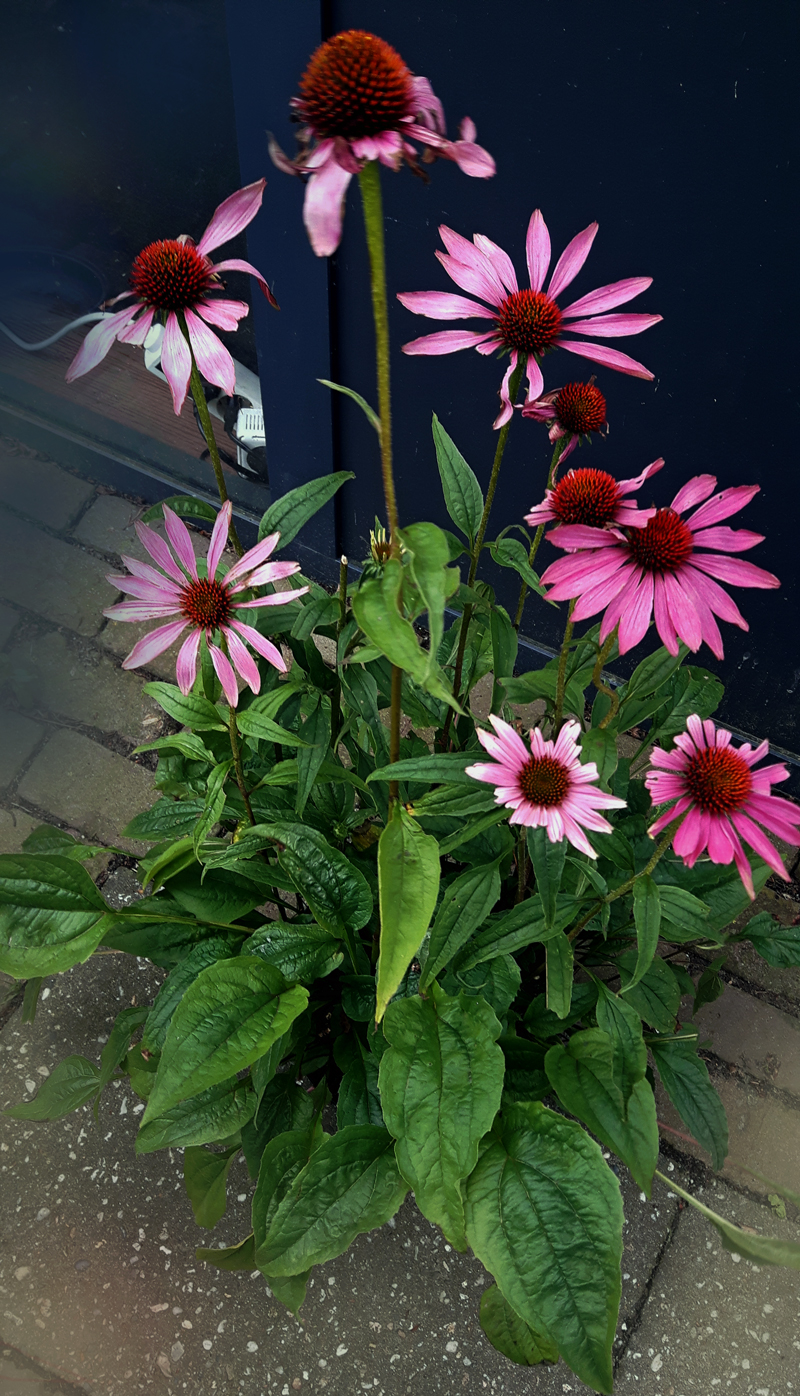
left=380, top=983, right=504, bottom=1249
left=464, top=1102, right=622, bottom=1394
left=376, top=806, right=440, bottom=1022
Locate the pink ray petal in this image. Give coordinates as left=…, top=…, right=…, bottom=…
left=121, top=619, right=188, bottom=670
left=223, top=627, right=261, bottom=694
left=233, top=586, right=309, bottom=609
left=526, top=210, right=551, bottom=293
left=299, top=148, right=354, bottom=257
left=680, top=565, right=748, bottom=626
left=106, top=575, right=183, bottom=603
left=236, top=559, right=302, bottom=589
left=229, top=619, right=287, bottom=672
left=563, top=312, right=663, bottom=337
left=546, top=523, right=623, bottom=550
left=161, top=312, right=192, bottom=415
left=402, top=328, right=498, bottom=356
left=524, top=355, right=544, bottom=404
left=686, top=484, right=760, bottom=531
left=617, top=569, right=655, bottom=653
left=561, top=276, right=654, bottom=318
left=663, top=572, right=703, bottom=651
left=618, top=457, right=665, bottom=494
left=135, top=521, right=186, bottom=585
left=396, top=290, right=495, bottom=320
left=197, top=178, right=266, bottom=256
left=175, top=628, right=202, bottom=695
left=120, top=554, right=180, bottom=588
left=548, top=223, right=598, bottom=300
left=163, top=505, right=199, bottom=579
left=223, top=531, right=280, bottom=584
left=195, top=298, right=250, bottom=332
left=494, top=353, right=519, bottom=429
left=438, top=226, right=506, bottom=297
left=689, top=526, right=764, bottom=554
left=104, top=601, right=182, bottom=621
left=731, top=811, right=791, bottom=878
left=211, top=257, right=277, bottom=306
left=65, top=304, right=141, bottom=381
left=184, top=307, right=236, bottom=397
left=207, top=501, right=232, bottom=579
left=690, top=553, right=780, bottom=590
left=670, top=474, right=717, bottom=513
left=473, top=234, right=518, bottom=293
left=653, top=576, right=680, bottom=654
left=475, top=336, right=503, bottom=355
left=555, top=338, right=654, bottom=380
left=677, top=571, right=725, bottom=660
left=435, top=249, right=505, bottom=305
left=208, top=642, right=240, bottom=707
left=116, top=306, right=155, bottom=346
left=570, top=565, right=635, bottom=621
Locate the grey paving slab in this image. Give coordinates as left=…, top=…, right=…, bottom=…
left=70, top=494, right=146, bottom=560
left=16, top=729, right=154, bottom=854
left=0, top=807, right=40, bottom=854
left=696, top=984, right=800, bottom=1097
left=0, top=604, right=20, bottom=650
left=0, top=450, right=94, bottom=532
left=0, top=1348, right=86, bottom=1394
left=0, top=710, right=44, bottom=788
left=0, top=516, right=110, bottom=638
left=700, top=887, right=800, bottom=1011
left=614, top=1182, right=800, bottom=1395
left=97, top=616, right=189, bottom=682
left=4, top=631, right=161, bottom=745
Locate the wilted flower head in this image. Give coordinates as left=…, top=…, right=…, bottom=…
left=646, top=715, right=800, bottom=898
left=522, top=379, right=608, bottom=464
left=270, top=29, right=494, bottom=257
left=525, top=459, right=663, bottom=532
left=105, top=502, right=307, bottom=706
left=66, top=181, right=276, bottom=414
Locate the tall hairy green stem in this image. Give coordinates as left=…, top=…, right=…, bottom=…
left=178, top=312, right=243, bottom=558
left=513, top=435, right=567, bottom=630
left=553, top=599, right=576, bottom=730
left=330, top=554, right=349, bottom=747
left=592, top=629, right=621, bottom=729
left=358, top=160, right=401, bottom=803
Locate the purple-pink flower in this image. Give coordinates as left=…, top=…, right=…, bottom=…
left=465, top=716, right=625, bottom=856
left=398, top=210, right=662, bottom=428
left=646, top=715, right=800, bottom=899
left=66, top=181, right=275, bottom=414
left=105, top=502, right=307, bottom=707
left=525, top=459, right=663, bottom=532
left=270, top=29, right=494, bottom=257
left=522, top=380, right=608, bottom=465
left=540, top=475, right=780, bottom=659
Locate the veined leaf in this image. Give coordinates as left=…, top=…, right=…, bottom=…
left=257, top=471, right=355, bottom=548
left=650, top=1032, right=728, bottom=1170
left=421, top=860, right=501, bottom=988
left=0, top=854, right=112, bottom=978
left=352, top=560, right=464, bottom=714
left=376, top=806, right=440, bottom=1022
left=657, top=1172, right=800, bottom=1269
left=479, top=1285, right=559, bottom=1366
left=142, top=682, right=226, bottom=731
left=4, top=1055, right=100, bottom=1120
left=431, top=414, right=483, bottom=543
left=184, top=1144, right=239, bottom=1229
left=624, top=875, right=662, bottom=991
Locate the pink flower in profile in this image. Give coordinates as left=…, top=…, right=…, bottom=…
left=465, top=716, right=625, bottom=856
left=646, top=715, right=800, bottom=899
left=522, top=379, right=608, bottom=465
left=540, top=475, right=780, bottom=659
left=525, top=458, right=664, bottom=532
left=270, top=29, right=494, bottom=257
left=66, top=180, right=276, bottom=414
left=104, top=502, right=307, bottom=707
left=398, top=210, right=661, bottom=428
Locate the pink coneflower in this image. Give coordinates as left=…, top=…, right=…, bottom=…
left=270, top=30, right=494, bottom=257
left=104, top=502, right=307, bottom=707
left=540, top=475, right=780, bottom=659
left=525, top=458, right=664, bottom=531
left=646, top=715, right=800, bottom=899
left=465, top=716, right=625, bottom=856
left=66, top=181, right=276, bottom=414
left=398, top=210, right=661, bottom=428
left=522, top=380, right=608, bottom=464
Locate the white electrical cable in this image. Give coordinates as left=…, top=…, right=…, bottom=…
left=0, top=311, right=110, bottom=352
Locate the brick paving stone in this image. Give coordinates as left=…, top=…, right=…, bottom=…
left=0, top=516, right=109, bottom=638
left=70, top=493, right=146, bottom=559
left=0, top=709, right=44, bottom=788
left=97, top=615, right=185, bottom=681
left=16, top=729, right=154, bottom=852
left=5, top=630, right=161, bottom=744
left=0, top=449, right=94, bottom=531
left=696, top=983, right=800, bottom=1097
left=0, top=604, right=19, bottom=649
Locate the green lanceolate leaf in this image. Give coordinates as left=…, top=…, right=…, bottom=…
left=464, top=1101, right=622, bottom=1395
left=618, top=951, right=680, bottom=1032
left=142, top=936, right=243, bottom=1052
left=657, top=1173, right=800, bottom=1269
left=431, top=414, right=483, bottom=544
left=184, top=1144, right=240, bottom=1228
left=380, top=983, right=504, bottom=1249
left=376, top=805, right=440, bottom=1022
left=487, top=537, right=547, bottom=596
left=142, top=682, right=226, bottom=730
left=257, top=471, right=355, bottom=548
left=243, top=922, right=343, bottom=984
left=318, top=379, right=381, bottom=436
left=21, top=825, right=112, bottom=861
left=0, top=854, right=112, bottom=978
left=421, top=860, right=502, bottom=988
left=258, top=1126, right=408, bottom=1276
left=490, top=605, right=518, bottom=707
left=99, top=1005, right=150, bottom=1091
left=252, top=1126, right=325, bottom=1309
left=656, top=884, right=710, bottom=939
left=580, top=728, right=618, bottom=786
left=352, top=559, right=463, bottom=713
left=234, top=710, right=310, bottom=746
left=124, top=797, right=206, bottom=842
left=545, top=933, right=573, bottom=1019
left=457, top=895, right=558, bottom=972
left=503, top=667, right=589, bottom=723
left=624, top=875, right=662, bottom=990
left=242, top=1076, right=315, bottom=1177
left=399, top=521, right=460, bottom=670
left=527, top=827, right=567, bottom=929
left=194, top=760, right=233, bottom=855
left=254, top=823, right=372, bottom=943
left=479, top=1285, right=559, bottom=1366
left=650, top=1033, right=728, bottom=1171
left=295, top=698, right=330, bottom=816
left=4, top=1055, right=100, bottom=1120
left=142, top=494, right=218, bottom=525
left=337, top=1052, right=383, bottom=1128
left=197, top=1233, right=256, bottom=1272
left=135, top=732, right=216, bottom=763
left=545, top=1027, right=658, bottom=1195
left=142, top=958, right=308, bottom=1122
left=136, top=1078, right=255, bottom=1154
left=370, top=752, right=477, bottom=786
left=736, top=911, right=800, bottom=967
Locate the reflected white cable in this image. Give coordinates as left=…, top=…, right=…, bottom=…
left=0, top=311, right=110, bottom=351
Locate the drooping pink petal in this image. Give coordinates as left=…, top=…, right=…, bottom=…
left=223, top=626, right=261, bottom=694
left=690, top=553, right=780, bottom=590
left=197, top=178, right=266, bottom=256
left=163, top=505, right=199, bottom=580
left=402, top=328, right=498, bottom=356
left=120, top=554, right=180, bottom=588
left=104, top=601, right=183, bottom=621
left=301, top=153, right=354, bottom=257
left=524, top=355, right=544, bottom=404
left=473, top=234, right=518, bottom=293
left=105, top=575, right=182, bottom=604
left=662, top=571, right=703, bottom=651
left=474, top=336, right=503, bottom=356
left=689, top=526, right=764, bottom=554
left=653, top=577, right=680, bottom=655
left=546, top=523, right=625, bottom=550
left=206, top=501, right=232, bottom=580
left=161, top=312, right=193, bottom=415
left=211, top=257, right=277, bottom=305
left=233, top=587, right=309, bottom=609
left=229, top=619, right=287, bottom=672
left=547, top=223, right=598, bottom=300
left=120, top=619, right=188, bottom=670
left=236, top=559, right=303, bottom=589
left=569, top=564, right=636, bottom=621
left=563, top=312, right=663, bottom=338
left=494, top=354, right=519, bottom=430
left=395, top=291, right=495, bottom=320
left=65, top=304, right=142, bottom=381
left=555, top=338, right=654, bottom=380
left=561, top=276, right=654, bottom=318
left=526, top=210, right=551, bottom=293
left=618, top=457, right=665, bottom=494
left=175, top=628, right=202, bottom=695
left=677, top=571, right=725, bottom=660
left=680, top=565, right=748, bottom=626
left=685, top=484, right=760, bottom=531
left=730, top=810, right=791, bottom=878
left=134, top=521, right=187, bottom=585
left=670, top=474, right=717, bottom=513
left=208, top=642, right=240, bottom=707
left=184, top=307, right=236, bottom=397
left=116, top=306, right=155, bottom=346
left=195, top=298, right=250, bottom=331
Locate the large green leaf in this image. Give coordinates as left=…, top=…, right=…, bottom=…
left=135, top=1077, right=255, bottom=1153
left=257, top=470, right=355, bottom=548
left=253, top=823, right=372, bottom=943
left=464, top=1102, right=622, bottom=1395
left=503, top=667, right=588, bottom=723
left=141, top=958, right=308, bottom=1121
left=479, top=1285, right=559, bottom=1366
left=142, top=682, right=226, bottom=731
left=625, top=875, right=662, bottom=990
left=660, top=1173, right=800, bottom=1269
left=252, top=1124, right=326, bottom=1311
left=456, top=894, right=561, bottom=972
left=380, top=983, right=504, bottom=1249
left=241, top=1075, right=315, bottom=1177
left=234, top=710, right=311, bottom=746
left=352, top=560, right=463, bottom=713
left=124, top=797, right=206, bottom=842
left=399, top=521, right=460, bottom=672
left=142, top=936, right=242, bottom=1052
left=0, top=854, right=112, bottom=978
left=650, top=1032, right=728, bottom=1170
left=257, top=1126, right=408, bottom=1275
left=527, top=827, right=567, bottom=929
left=295, top=698, right=330, bottom=816
left=369, top=752, right=477, bottom=786
left=4, top=1055, right=100, bottom=1120
left=545, top=933, right=573, bottom=1019
left=376, top=805, right=440, bottom=1022
left=337, top=1053, right=383, bottom=1128
left=618, top=951, right=680, bottom=1032
left=197, top=1233, right=256, bottom=1271
left=421, top=860, right=501, bottom=988
left=735, top=911, right=800, bottom=967
left=183, top=1144, right=239, bottom=1228
left=431, top=414, right=483, bottom=544
left=243, top=922, right=343, bottom=984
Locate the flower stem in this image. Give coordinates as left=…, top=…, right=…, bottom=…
left=358, top=160, right=402, bottom=805
left=515, top=832, right=528, bottom=905
left=553, top=599, right=576, bottom=730
left=178, top=312, right=244, bottom=558
left=513, top=436, right=567, bottom=631
left=228, top=704, right=256, bottom=827
left=592, top=629, right=620, bottom=729
left=330, top=555, right=349, bottom=747
left=567, top=812, right=686, bottom=942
